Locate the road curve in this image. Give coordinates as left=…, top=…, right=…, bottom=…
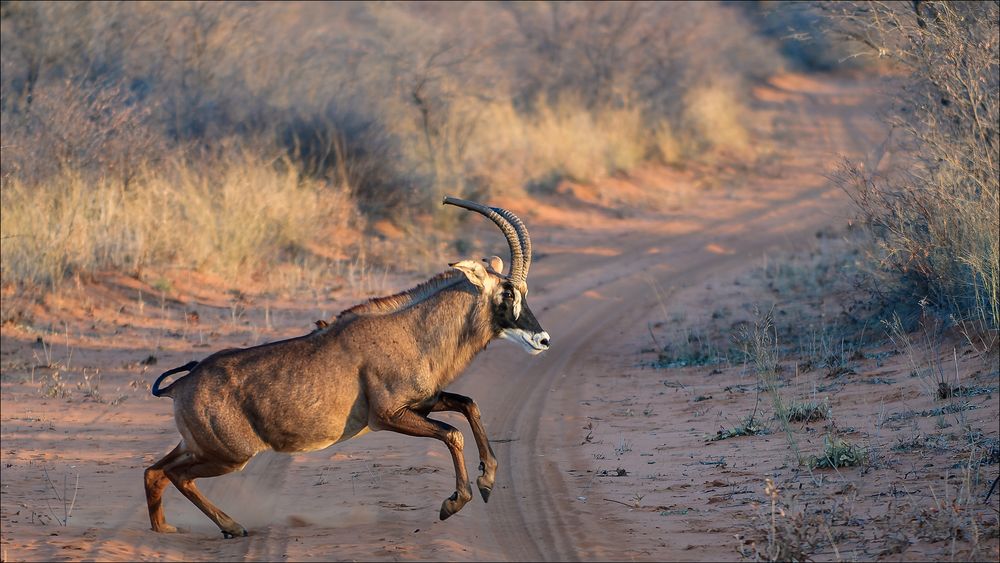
left=449, top=74, right=885, bottom=561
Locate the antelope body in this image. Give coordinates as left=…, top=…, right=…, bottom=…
left=144, top=198, right=549, bottom=538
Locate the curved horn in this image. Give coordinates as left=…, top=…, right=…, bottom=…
left=443, top=197, right=525, bottom=283
left=493, top=208, right=531, bottom=279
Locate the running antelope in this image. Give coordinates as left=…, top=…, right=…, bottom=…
left=145, top=197, right=549, bottom=538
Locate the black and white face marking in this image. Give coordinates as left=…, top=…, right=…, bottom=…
left=494, top=283, right=550, bottom=355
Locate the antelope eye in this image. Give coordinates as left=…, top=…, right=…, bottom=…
left=503, top=290, right=514, bottom=300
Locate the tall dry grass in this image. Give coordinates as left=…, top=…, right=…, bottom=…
left=1, top=150, right=360, bottom=288
left=825, top=2, right=1000, bottom=333
left=1, top=1, right=784, bottom=292
left=461, top=96, right=649, bottom=193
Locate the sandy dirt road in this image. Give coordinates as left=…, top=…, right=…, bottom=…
left=0, top=73, right=891, bottom=561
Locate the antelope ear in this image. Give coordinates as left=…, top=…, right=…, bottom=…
left=482, top=255, right=504, bottom=276
left=450, top=259, right=494, bottom=291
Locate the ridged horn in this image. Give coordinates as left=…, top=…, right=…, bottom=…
left=443, top=197, right=525, bottom=283
left=493, top=208, right=531, bottom=279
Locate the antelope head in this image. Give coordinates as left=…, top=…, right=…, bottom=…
left=444, top=197, right=550, bottom=355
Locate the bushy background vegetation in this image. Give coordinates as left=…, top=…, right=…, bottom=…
left=822, top=1, right=999, bottom=333
left=1, top=1, right=785, bottom=290
left=2, top=1, right=996, bottom=341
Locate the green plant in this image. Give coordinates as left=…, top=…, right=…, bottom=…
left=152, top=278, right=173, bottom=294
left=781, top=398, right=830, bottom=424
left=656, top=326, right=728, bottom=368
left=710, top=410, right=768, bottom=442
left=733, top=306, right=803, bottom=462
left=808, top=435, right=865, bottom=469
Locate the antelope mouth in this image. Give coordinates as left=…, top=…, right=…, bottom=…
left=500, top=329, right=550, bottom=355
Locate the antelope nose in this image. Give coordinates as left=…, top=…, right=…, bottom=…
left=536, top=332, right=550, bottom=349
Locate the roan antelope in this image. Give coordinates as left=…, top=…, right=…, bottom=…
left=145, top=197, right=549, bottom=538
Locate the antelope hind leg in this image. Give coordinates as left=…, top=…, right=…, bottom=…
left=145, top=443, right=186, bottom=533
left=165, top=457, right=250, bottom=538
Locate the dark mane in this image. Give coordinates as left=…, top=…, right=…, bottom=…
left=340, top=269, right=467, bottom=317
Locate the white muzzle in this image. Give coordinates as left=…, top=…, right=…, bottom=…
left=500, top=329, right=550, bottom=355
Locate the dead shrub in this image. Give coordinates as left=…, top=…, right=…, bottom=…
left=827, top=2, right=1000, bottom=332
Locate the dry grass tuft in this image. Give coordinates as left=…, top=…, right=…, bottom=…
left=738, top=478, right=842, bottom=563
left=460, top=97, right=651, bottom=195
left=1, top=150, right=361, bottom=288
left=681, top=82, right=754, bottom=160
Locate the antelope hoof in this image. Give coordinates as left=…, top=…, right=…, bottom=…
left=439, top=488, right=473, bottom=520
left=152, top=523, right=179, bottom=534
left=477, top=461, right=496, bottom=503
left=476, top=476, right=493, bottom=503
left=221, top=525, right=248, bottom=539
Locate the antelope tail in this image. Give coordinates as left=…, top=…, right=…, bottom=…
left=151, top=361, right=198, bottom=398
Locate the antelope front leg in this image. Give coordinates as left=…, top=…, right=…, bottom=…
left=374, top=407, right=474, bottom=520
left=432, top=392, right=497, bottom=502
